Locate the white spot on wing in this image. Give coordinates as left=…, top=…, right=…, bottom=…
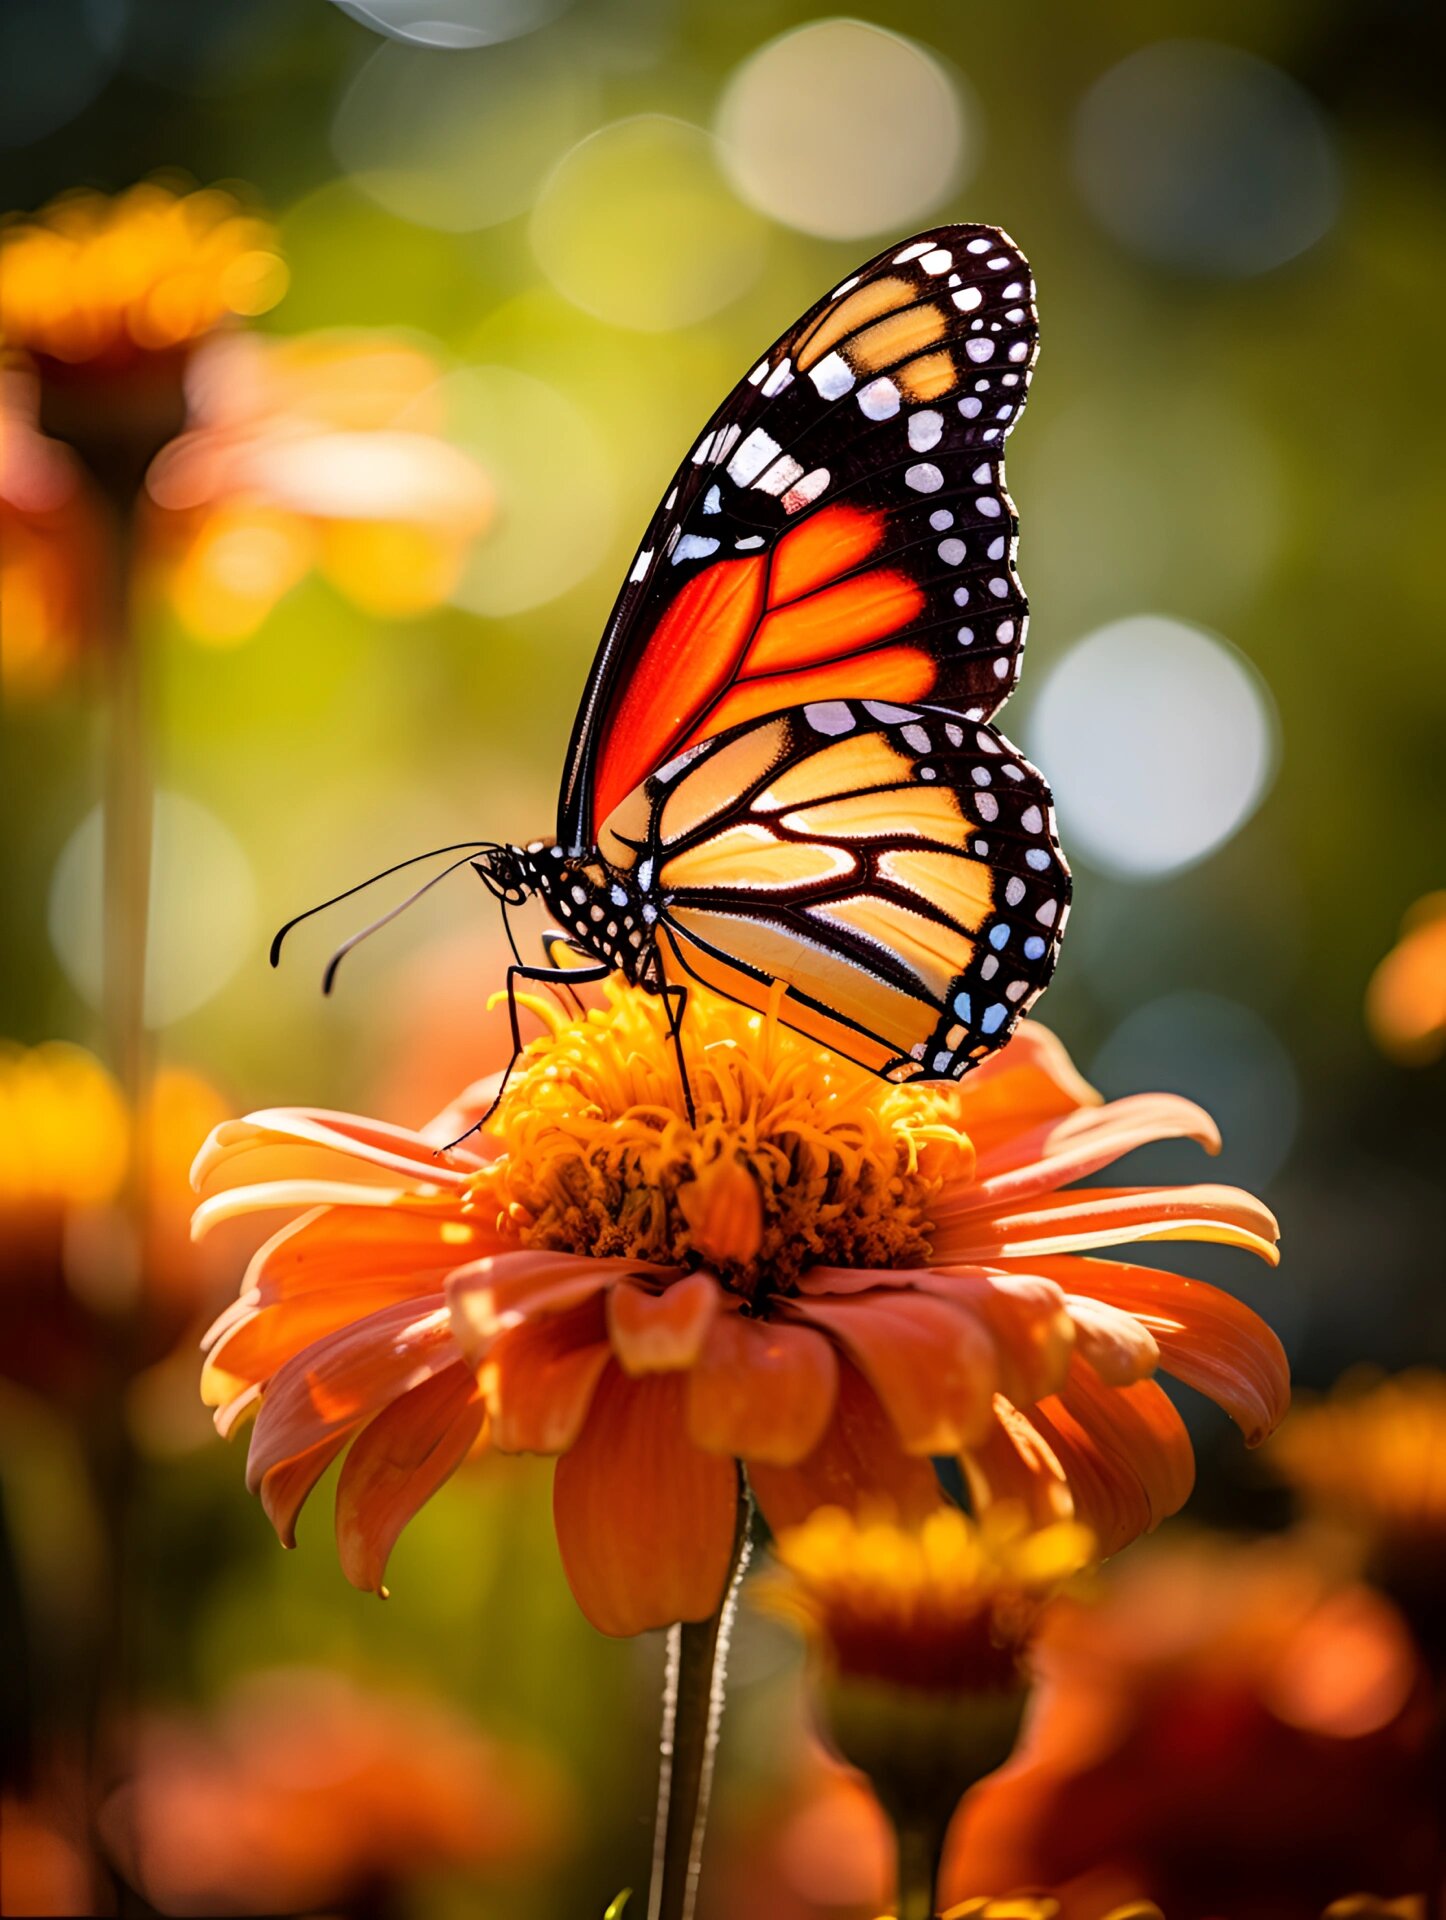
left=809, top=351, right=855, bottom=400
left=804, top=701, right=855, bottom=735
left=673, top=534, right=720, bottom=565
left=908, top=410, right=944, bottom=452
left=858, top=377, right=901, bottom=420
left=727, top=428, right=780, bottom=486
left=905, top=462, right=944, bottom=493
left=629, top=548, right=653, bottom=583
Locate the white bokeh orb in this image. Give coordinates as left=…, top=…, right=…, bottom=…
left=49, top=792, right=259, bottom=1029
left=715, top=19, right=973, bottom=241
left=1027, top=614, right=1277, bottom=880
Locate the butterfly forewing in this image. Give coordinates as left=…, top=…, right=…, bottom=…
left=597, top=699, right=1070, bottom=1081
left=557, top=226, right=1039, bottom=850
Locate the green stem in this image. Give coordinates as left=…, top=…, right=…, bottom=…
left=647, top=1474, right=752, bottom=1920
left=894, top=1815, right=948, bottom=1920
left=98, top=495, right=151, bottom=1129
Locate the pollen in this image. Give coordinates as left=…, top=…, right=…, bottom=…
left=464, top=978, right=974, bottom=1295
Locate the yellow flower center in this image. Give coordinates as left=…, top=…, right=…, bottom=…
left=465, top=978, right=975, bottom=1296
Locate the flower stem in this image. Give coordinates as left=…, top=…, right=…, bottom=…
left=99, top=493, right=151, bottom=1123
left=894, top=1815, right=948, bottom=1920
left=647, top=1473, right=753, bottom=1920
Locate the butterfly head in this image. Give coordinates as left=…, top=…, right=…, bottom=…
left=472, top=844, right=538, bottom=908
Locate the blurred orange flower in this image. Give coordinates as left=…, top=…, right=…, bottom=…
left=98, top=1666, right=566, bottom=1916
left=0, top=371, right=105, bottom=698
left=0, top=1040, right=231, bottom=1398
left=1366, top=893, right=1446, bottom=1065
left=0, top=180, right=285, bottom=371
left=945, top=1536, right=1436, bottom=1917
left=146, top=329, right=492, bottom=639
left=1272, top=1369, right=1446, bottom=1634
left=193, top=982, right=1285, bottom=1637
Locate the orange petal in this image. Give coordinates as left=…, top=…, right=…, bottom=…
left=1026, top=1361, right=1196, bottom=1557
left=961, top=1393, right=1075, bottom=1531
left=552, top=1364, right=739, bottom=1636
left=1019, top=1255, right=1290, bottom=1444
left=204, top=1280, right=434, bottom=1396
left=687, top=1309, right=837, bottom=1464
left=948, top=1020, right=1100, bottom=1158
left=229, top=1203, right=496, bottom=1311
left=747, top=1360, right=945, bottom=1531
left=482, top=1296, right=613, bottom=1454
left=193, top=1181, right=452, bottom=1237
left=191, top=1106, right=481, bottom=1193
left=607, top=1272, right=719, bottom=1375
left=935, top=1184, right=1281, bottom=1266
left=336, top=1362, right=487, bottom=1593
left=1061, top=1292, right=1160, bottom=1386
left=259, top=1431, right=351, bottom=1546
left=914, top=1267, right=1074, bottom=1406
left=448, top=1251, right=666, bottom=1359
left=245, top=1298, right=456, bottom=1491
left=952, top=1092, right=1220, bottom=1208
left=785, top=1287, right=997, bottom=1452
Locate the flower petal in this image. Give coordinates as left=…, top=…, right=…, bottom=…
left=1025, top=1360, right=1196, bottom=1556
left=245, top=1298, right=456, bottom=1492
left=552, top=1364, right=739, bottom=1636
left=258, top=1432, right=351, bottom=1547
left=1019, top=1255, right=1290, bottom=1444
left=1061, top=1292, right=1160, bottom=1386
left=961, top=1393, right=1076, bottom=1531
left=229, top=1204, right=496, bottom=1312
left=914, top=1267, right=1075, bottom=1406
left=948, top=1092, right=1221, bottom=1211
left=204, top=1281, right=434, bottom=1399
left=336, top=1362, right=487, bottom=1593
left=448, top=1251, right=670, bottom=1358
left=191, top=1107, right=480, bottom=1193
left=948, top=1021, right=1100, bottom=1158
left=481, top=1296, right=613, bottom=1454
left=607, top=1272, right=719, bottom=1375
left=747, top=1360, right=945, bottom=1531
left=687, top=1309, right=838, bottom=1465
left=193, top=1182, right=449, bottom=1238
left=934, top=1184, right=1281, bottom=1266
left=784, top=1288, right=998, bottom=1453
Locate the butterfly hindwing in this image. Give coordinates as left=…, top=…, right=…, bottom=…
left=596, top=699, right=1070, bottom=1080
left=558, top=225, right=1040, bottom=850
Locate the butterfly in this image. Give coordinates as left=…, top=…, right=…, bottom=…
left=276, top=225, right=1070, bottom=1114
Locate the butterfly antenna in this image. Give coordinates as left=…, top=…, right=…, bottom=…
left=270, top=842, right=499, bottom=968
left=320, top=849, right=493, bottom=995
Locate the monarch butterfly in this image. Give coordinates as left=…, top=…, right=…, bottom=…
left=276, top=225, right=1070, bottom=1117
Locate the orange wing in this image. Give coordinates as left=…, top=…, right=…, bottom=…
left=596, top=698, right=1071, bottom=1081
left=556, top=224, right=1040, bottom=851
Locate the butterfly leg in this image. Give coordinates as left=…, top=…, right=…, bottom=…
left=437, top=958, right=611, bottom=1154
left=660, top=981, right=696, bottom=1127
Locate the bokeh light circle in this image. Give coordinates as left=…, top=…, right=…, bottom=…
left=330, top=0, right=571, bottom=48
left=1028, top=615, right=1276, bottom=880
left=1072, top=39, right=1339, bottom=276
left=530, top=116, right=768, bottom=332
left=332, top=33, right=596, bottom=232
left=48, top=792, right=258, bottom=1028
left=715, top=19, right=972, bottom=241
left=442, top=366, right=615, bottom=616
left=1091, top=991, right=1299, bottom=1187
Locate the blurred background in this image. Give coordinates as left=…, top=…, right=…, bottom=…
left=2, top=1, right=1444, bottom=1914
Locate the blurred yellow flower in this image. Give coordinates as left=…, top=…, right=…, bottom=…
left=0, top=180, right=285, bottom=367
left=761, top=1504, right=1095, bottom=1695
left=0, top=1040, right=231, bottom=1398
left=1365, top=891, right=1446, bottom=1065
left=147, top=330, right=492, bottom=639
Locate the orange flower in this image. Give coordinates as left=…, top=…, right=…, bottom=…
left=0, top=180, right=285, bottom=370
left=1271, top=1369, right=1446, bottom=1635
left=97, top=1667, right=565, bottom=1916
left=146, top=330, right=492, bottom=638
left=0, top=370, right=106, bottom=698
left=192, top=981, right=1286, bottom=1636
left=946, top=1536, right=1435, bottom=1916
left=1365, top=892, right=1446, bottom=1065
left=1, top=1040, right=230, bottom=1398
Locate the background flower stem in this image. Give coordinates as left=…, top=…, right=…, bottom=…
left=647, top=1473, right=753, bottom=1920
left=98, top=493, right=151, bottom=1127
left=894, top=1814, right=949, bottom=1920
